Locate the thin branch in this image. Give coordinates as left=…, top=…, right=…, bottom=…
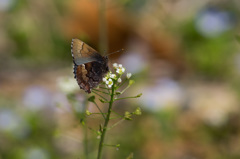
left=116, top=79, right=128, bottom=89
left=93, top=102, right=106, bottom=119
left=112, top=110, right=124, bottom=117
left=114, top=96, right=138, bottom=101
left=109, top=116, right=122, bottom=120
left=93, top=89, right=109, bottom=95
left=99, top=86, right=109, bottom=90
left=120, top=85, right=130, bottom=94
left=107, top=118, right=125, bottom=130
left=92, top=90, right=107, bottom=101
left=102, top=144, right=119, bottom=147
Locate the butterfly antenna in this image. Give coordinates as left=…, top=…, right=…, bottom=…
left=106, top=48, right=125, bottom=56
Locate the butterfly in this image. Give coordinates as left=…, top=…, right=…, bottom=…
left=71, top=39, right=109, bottom=93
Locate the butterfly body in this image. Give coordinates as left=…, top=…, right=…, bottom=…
left=71, top=39, right=109, bottom=93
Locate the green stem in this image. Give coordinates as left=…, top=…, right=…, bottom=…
left=109, top=116, right=122, bottom=120
left=102, top=144, right=118, bottom=147
left=93, top=89, right=109, bottom=95
left=114, top=96, right=138, bottom=101
left=116, top=79, right=127, bottom=89
left=92, top=91, right=107, bottom=101
left=120, top=85, right=130, bottom=94
left=83, top=95, right=89, bottom=159
left=99, top=87, right=109, bottom=90
left=90, top=113, right=108, bottom=115
left=107, top=118, right=125, bottom=130
left=93, top=102, right=106, bottom=119
left=97, top=84, right=115, bottom=159
left=112, top=110, right=124, bottom=117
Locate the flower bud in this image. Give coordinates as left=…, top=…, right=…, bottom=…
left=117, top=78, right=122, bottom=83
left=115, top=91, right=122, bottom=95
left=110, top=74, right=116, bottom=79
left=134, top=107, right=142, bottom=115
left=126, top=73, right=132, bottom=79
left=136, top=93, right=142, bottom=98
left=113, top=63, right=118, bottom=69
left=86, top=110, right=91, bottom=116
left=129, top=80, right=135, bottom=86
left=124, top=111, right=132, bottom=120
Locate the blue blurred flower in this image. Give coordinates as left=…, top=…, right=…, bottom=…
left=23, top=86, right=52, bottom=111
left=195, top=7, right=235, bottom=38
left=0, top=0, right=14, bottom=11
left=0, top=109, right=29, bottom=138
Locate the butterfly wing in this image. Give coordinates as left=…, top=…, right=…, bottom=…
left=71, top=39, right=109, bottom=93
left=71, top=38, right=102, bottom=65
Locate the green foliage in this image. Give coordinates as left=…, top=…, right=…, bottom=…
left=180, top=20, right=236, bottom=79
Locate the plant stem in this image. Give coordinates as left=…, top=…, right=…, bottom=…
left=92, top=91, right=107, bottom=101
left=93, top=89, right=109, bottom=95
left=107, top=118, right=125, bottom=130
left=97, top=84, right=115, bottom=159
left=114, top=96, right=138, bottom=101
left=83, top=95, right=89, bottom=159
left=93, top=102, right=106, bottom=119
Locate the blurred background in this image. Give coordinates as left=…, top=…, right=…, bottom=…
left=1, top=0, right=240, bottom=158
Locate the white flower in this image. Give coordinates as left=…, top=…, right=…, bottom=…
left=113, top=63, right=118, bottom=69
left=118, top=64, right=123, bottom=68
left=117, top=78, right=122, bottom=83
left=116, top=67, right=125, bottom=75
left=105, top=71, right=112, bottom=79
left=106, top=79, right=113, bottom=88
left=103, top=77, right=107, bottom=82
left=126, top=73, right=132, bottom=79
left=110, top=74, right=116, bottom=79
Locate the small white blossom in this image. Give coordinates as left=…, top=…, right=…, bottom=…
left=116, top=67, right=125, bottom=75
left=110, top=74, right=116, bottom=79
left=106, top=79, right=113, bottom=88
left=113, top=63, right=118, bottom=69
left=118, top=64, right=123, bottom=68
left=103, top=77, right=107, bottom=82
left=117, top=78, right=122, bottom=83
left=126, top=73, right=132, bottom=79
left=105, top=71, right=112, bottom=79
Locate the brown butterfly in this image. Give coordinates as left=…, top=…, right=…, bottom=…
left=71, top=39, right=109, bottom=93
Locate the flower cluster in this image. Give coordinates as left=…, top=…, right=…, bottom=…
left=103, top=72, right=115, bottom=88
left=102, top=63, right=131, bottom=88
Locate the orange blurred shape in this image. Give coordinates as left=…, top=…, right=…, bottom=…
left=63, top=0, right=184, bottom=71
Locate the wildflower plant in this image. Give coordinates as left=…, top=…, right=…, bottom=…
left=88, top=63, right=142, bottom=159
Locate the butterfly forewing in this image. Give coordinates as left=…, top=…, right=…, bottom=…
left=71, top=39, right=101, bottom=65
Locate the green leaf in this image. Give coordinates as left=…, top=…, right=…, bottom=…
left=88, top=96, right=95, bottom=103
left=99, top=98, right=109, bottom=103
left=136, top=93, right=142, bottom=98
